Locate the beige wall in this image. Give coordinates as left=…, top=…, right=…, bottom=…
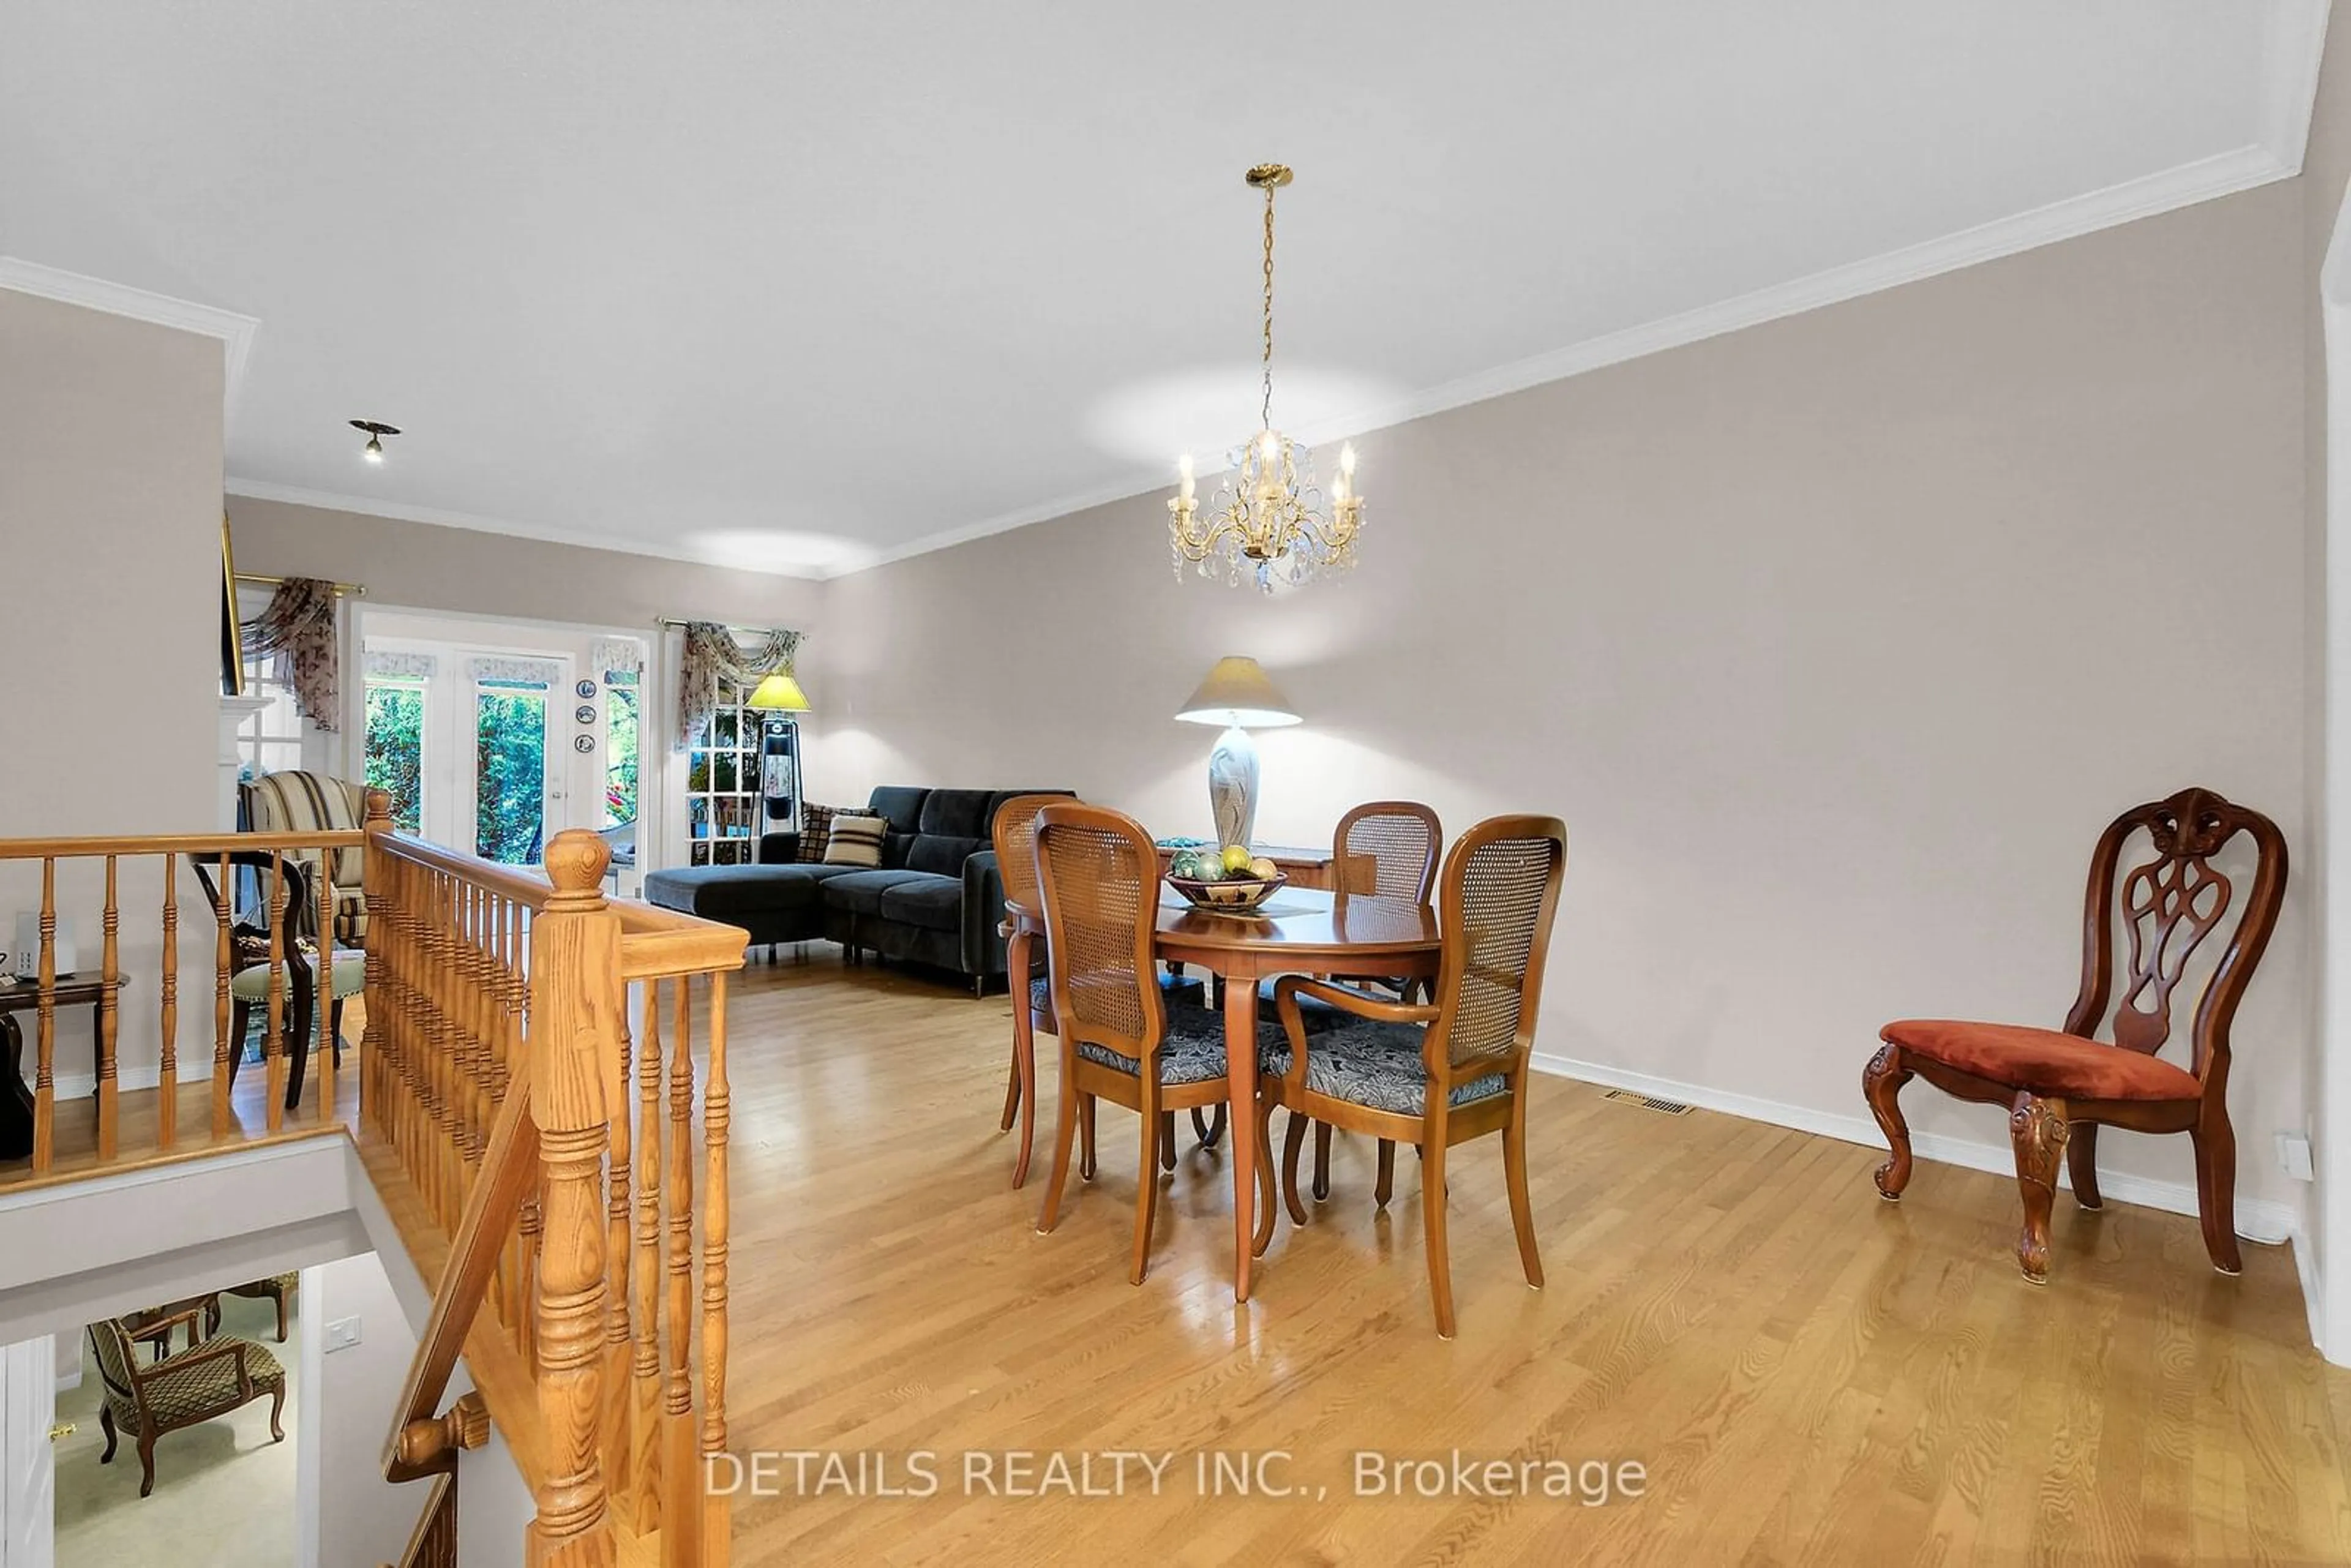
left=820, top=183, right=2313, bottom=1217
left=0, top=288, right=224, bottom=1086
left=226, top=495, right=823, bottom=634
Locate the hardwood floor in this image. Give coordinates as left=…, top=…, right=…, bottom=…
left=715, top=950, right=2351, bottom=1566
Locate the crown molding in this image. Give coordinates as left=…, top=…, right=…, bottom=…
left=841, top=145, right=2311, bottom=577
left=838, top=5, right=2332, bottom=579
left=222, top=476, right=833, bottom=580
left=0, top=256, right=260, bottom=420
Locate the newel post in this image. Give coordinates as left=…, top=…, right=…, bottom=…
left=527, top=830, right=620, bottom=1568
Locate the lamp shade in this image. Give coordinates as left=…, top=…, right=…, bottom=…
left=1174, top=656, right=1300, bottom=729
left=745, top=672, right=811, bottom=712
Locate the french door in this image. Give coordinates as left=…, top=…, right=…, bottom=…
left=364, top=653, right=570, bottom=865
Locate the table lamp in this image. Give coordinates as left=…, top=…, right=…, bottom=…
left=1174, top=656, right=1301, bottom=850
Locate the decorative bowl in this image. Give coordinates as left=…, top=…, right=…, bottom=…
left=1164, top=871, right=1288, bottom=913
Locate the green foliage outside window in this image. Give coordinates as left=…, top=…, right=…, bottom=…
left=476, top=683, right=547, bottom=863
left=364, top=683, right=424, bottom=833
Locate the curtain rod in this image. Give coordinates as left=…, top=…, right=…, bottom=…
left=236, top=571, right=366, bottom=597
left=654, top=617, right=792, bottom=635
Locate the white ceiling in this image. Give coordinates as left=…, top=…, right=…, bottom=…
left=0, top=3, right=2327, bottom=577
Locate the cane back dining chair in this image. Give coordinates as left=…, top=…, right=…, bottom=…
left=993, top=793, right=1063, bottom=1189
left=1306, top=800, right=1445, bottom=1202
left=1864, top=787, right=2287, bottom=1284
left=1264, top=814, right=1568, bottom=1337
left=1031, top=803, right=1273, bottom=1285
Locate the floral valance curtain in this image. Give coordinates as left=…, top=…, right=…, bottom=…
left=240, top=577, right=340, bottom=732
left=675, top=621, right=801, bottom=748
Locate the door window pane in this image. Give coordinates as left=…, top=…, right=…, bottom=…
left=604, top=671, right=639, bottom=831
left=476, top=680, right=547, bottom=864
left=364, top=680, right=426, bottom=833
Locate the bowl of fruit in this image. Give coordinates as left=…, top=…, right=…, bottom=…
left=1164, top=845, right=1288, bottom=914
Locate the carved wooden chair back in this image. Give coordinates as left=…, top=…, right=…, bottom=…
left=991, top=793, right=1060, bottom=920
left=1336, top=800, right=1442, bottom=904
left=2061, top=787, right=2286, bottom=1087
left=1427, top=816, right=1569, bottom=1080
left=1034, top=804, right=1168, bottom=1068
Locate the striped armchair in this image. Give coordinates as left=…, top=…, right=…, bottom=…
left=241, top=770, right=370, bottom=948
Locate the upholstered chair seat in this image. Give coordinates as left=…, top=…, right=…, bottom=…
left=110, top=1338, right=285, bottom=1430
left=1262, top=1016, right=1509, bottom=1116
left=1878, top=1019, right=2202, bottom=1103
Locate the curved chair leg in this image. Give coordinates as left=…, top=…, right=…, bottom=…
left=2066, top=1121, right=2103, bottom=1212
left=1280, top=1111, right=1311, bottom=1226
left=2191, top=1106, right=2243, bottom=1276
left=1192, top=1103, right=1226, bottom=1149
left=1422, top=1136, right=1457, bottom=1338
left=99, top=1404, right=117, bottom=1463
left=999, top=1049, right=1022, bottom=1134
left=1036, top=1069, right=1081, bottom=1234
left=137, top=1432, right=157, bottom=1497
left=1132, top=1100, right=1162, bottom=1285
left=329, top=998, right=345, bottom=1072
left=1252, top=1100, right=1280, bottom=1257
left=1503, top=1100, right=1542, bottom=1289
left=266, top=1379, right=287, bottom=1441
left=1079, top=1093, right=1098, bottom=1183
left=1374, top=1140, right=1397, bottom=1209
left=227, top=1002, right=251, bottom=1092
left=1158, top=1111, right=1177, bottom=1172
left=2009, top=1091, right=2069, bottom=1285
left=1862, top=1044, right=1914, bottom=1199
left=1312, top=1122, right=1333, bottom=1201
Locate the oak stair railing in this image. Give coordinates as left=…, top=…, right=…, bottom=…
left=363, top=795, right=747, bottom=1567
left=0, top=824, right=363, bottom=1179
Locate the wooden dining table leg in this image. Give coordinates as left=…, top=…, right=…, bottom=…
left=1222, top=968, right=1259, bottom=1304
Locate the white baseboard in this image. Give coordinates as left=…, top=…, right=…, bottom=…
left=1529, top=1051, right=2300, bottom=1246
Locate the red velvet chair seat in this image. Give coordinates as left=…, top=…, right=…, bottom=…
left=1880, top=1019, right=2200, bottom=1102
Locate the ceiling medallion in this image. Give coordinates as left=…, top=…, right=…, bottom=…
left=1168, top=163, right=1362, bottom=591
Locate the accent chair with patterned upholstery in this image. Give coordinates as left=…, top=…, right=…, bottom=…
left=242, top=769, right=370, bottom=948
left=88, top=1315, right=287, bottom=1496
left=1263, top=814, right=1569, bottom=1338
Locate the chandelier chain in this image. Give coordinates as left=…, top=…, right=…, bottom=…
left=1261, top=179, right=1276, bottom=430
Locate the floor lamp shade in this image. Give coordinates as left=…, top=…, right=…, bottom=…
left=746, top=672, right=811, bottom=711
left=1174, top=658, right=1300, bottom=849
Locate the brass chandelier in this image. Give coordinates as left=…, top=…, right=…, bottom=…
left=1169, top=163, right=1363, bottom=590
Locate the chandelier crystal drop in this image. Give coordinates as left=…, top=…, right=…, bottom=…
left=1168, top=164, right=1363, bottom=591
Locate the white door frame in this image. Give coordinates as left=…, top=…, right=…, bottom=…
left=2317, top=172, right=2351, bottom=1366
left=0, top=1336, right=55, bottom=1568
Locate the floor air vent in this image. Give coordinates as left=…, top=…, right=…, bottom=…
left=1601, top=1089, right=1694, bottom=1116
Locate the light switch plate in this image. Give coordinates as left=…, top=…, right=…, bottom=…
left=323, top=1316, right=362, bottom=1353
left=2278, top=1131, right=2315, bottom=1182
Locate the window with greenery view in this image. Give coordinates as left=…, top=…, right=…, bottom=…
left=605, top=669, right=639, bottom=830
left=475, top=680, right=547, bottom=863
left=364, top=680, right=426, bottom=833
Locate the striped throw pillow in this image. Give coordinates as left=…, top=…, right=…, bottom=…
left=823, top=812, right=886, bottom=868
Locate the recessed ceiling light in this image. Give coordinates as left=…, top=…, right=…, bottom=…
left=349, top=418, right=400, bottom=463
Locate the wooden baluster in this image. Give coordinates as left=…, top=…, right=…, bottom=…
left=600, top=973, right=634, bottom=1528
left=700, top=972, right=732, bottom=1563
left=265, top=850, right=287, bottom=1132
left=212, top=851, right=233, bottom=1138
left=361, top=790, right=392, bottom=1136
left=317, top=833, right=336, bottom=1123
left=32, top=860, right=55, bottom=1173
left=662, top=975, right=700, bottom=1568
left=96, top=855, right=119, bottom=1161
left=631, top=979, right=666, bottom=1532
left=159, top=856, right=179, bottom=1150
left=522, top=830, right=617, bottom=1567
